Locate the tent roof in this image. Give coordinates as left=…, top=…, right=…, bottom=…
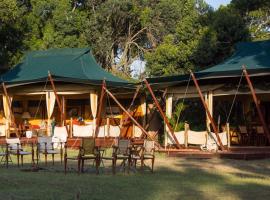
left=146, top=40, right=270, bottom=87
left=2, top=48, right=130, bottom=87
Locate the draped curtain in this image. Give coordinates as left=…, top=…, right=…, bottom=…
left=3, top=95, right=13, bottom=137
left=90, top=91, right=98, bottom=132
left=140, top=96, right=146, bottom=127
left=46, top=92, right=56, bottom=136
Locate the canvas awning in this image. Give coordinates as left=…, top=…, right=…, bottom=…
left=1, top=48, right=132, bottom=88
left=146, top=40, right=270, bottom=88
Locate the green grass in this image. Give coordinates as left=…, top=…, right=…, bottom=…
left=0, top=149, right=270, bottom=200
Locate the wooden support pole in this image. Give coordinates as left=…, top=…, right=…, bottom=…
left=189, top=71, right=225, bottom=150
left=2, top=82, right=19, bottom=137
left=104, top=85, right=160, bottom=148
left=226, top=123, right=230, bottom=148
left=48, top=72, right=69, bottom=133
left=242, top=66, right=270, bottom=143
left=144, top=79, right=181, bottom=149
left=94, top=80, right=106, bottom=138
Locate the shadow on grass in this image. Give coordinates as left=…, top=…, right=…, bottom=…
left=0, top=155, right=270, bottom=200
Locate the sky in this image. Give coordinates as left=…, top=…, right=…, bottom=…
left=205, top=0, right=231, bottom=9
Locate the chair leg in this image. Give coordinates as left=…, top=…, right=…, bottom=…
left=21, top=155, right=23, bottom=166
left=141, top=158, right=144, bottom=171
left=96, top=158, right=99, bottom=175
left=52, top=154, right=55, bottom=165
left=60, top=150, right=63, bottom=164
left=64, top=158, right=67, bottom=175
left=17, top=154, right=20, bottom=167
left=45, top=153, right=47, bottom=165
left=79, top=159, right=82, bottom=174
left=113, top=159, right=116, bottom=174
left=151, top=158, right=155, bottom=173
left=128, top=158, right=130, bottom=174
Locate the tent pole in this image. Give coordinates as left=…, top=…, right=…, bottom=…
left=94, top=80, right=106, bottom=138
left=48, top=72, right=69, bottom=133
left=104, top=85, right=160, bottom=148
left=2, top=82, right=19, bottom=138
left=189, top=71, right=225, bottom=151
left=143, top=79, right=181, bottom=149
left=242, top=66, right=270, bottom=143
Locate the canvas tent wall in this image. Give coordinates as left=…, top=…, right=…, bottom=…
left=145, top=40, right=270, bottom=147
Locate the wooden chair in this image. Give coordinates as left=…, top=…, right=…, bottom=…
left=36, top=137, right=63, bottom=165
left=238, top=126, right=250, bottom=145
left=132, top=140, right=155, bottom=173
left=6, top=138, right=34, bottom=167
left=0, top=144, right=9, bottom=167
left=64, top=138, right=100, bottom=174
left=255, top=126, right=267, bottom=146
left=112, top=139, right=131, bottom=173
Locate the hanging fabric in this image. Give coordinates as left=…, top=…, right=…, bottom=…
left=3, top=95, right=13, bottom=122
left=46, top=91, right=56, bottom=136
left=90, top=91, right=98, bottom=131
left=140, top=96, right=146, bottom=126
left=3, top=95, right=13, bottom=137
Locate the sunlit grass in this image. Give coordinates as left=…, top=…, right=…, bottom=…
left=0, top=147, right=270, bottom=200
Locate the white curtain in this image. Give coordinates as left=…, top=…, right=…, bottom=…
left=90, top=91, right=98, bottom=132
left=165, top=94, right=173, bottom=147
left=3, top=95, right=13, bottom=137
left=46, top=92, right=56, bottom=136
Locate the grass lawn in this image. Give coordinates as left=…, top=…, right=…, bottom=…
left=0, top=150, right=270, bottom=200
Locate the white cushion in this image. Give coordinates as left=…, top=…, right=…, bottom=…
left=109, top=125, right=120, bottom=137
left=73, top=124, right=93, bottom=137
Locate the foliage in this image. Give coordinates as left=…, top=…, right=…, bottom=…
left=0, top=0, right=269, bottom=78
left=169, top=102, right=187, bottom=132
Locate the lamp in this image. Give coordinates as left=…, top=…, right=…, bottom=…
left=22, top=111, right=31, bottom=119
left=22, top=111, right=31, bottom=125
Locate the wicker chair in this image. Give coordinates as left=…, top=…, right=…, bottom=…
left=64, top=138, right=100, bottom=174
left=112, top=139, right=131, bottom=173
left=131, top=140, right=155, bottom=173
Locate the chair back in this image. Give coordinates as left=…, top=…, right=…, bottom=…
left=133, top=125, right=143, bottom=138
left=81, top=138, right=95, bottom=155
left=6, top=138, right=21, bottom=150
left=239, top=126, right=247, bottom=134
left=117, top=139, right=130, bottom=155
left=38, top=137, right=53, bottom=151
left=256, top=126, right=264, bottom=134
left=144, top=140, right=155, bottom=155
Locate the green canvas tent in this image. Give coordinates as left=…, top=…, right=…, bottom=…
left=1, top=48, right=130, bottom=88
left=146, top=40, right=270, bottom=87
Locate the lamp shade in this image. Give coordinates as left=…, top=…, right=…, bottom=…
left=21, top=111, right=31, bottom=119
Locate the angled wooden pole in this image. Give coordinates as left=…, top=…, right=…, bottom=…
left=48, top=72, right=69, bottom=133
left=143, top=79, right=181, bottom=149
left=94, top=80, right=106, bottom=138
left=2, top=82, right=19, bottom=137
left=242, top=66, right=270, bottom=143
left=189, top=71, right=225, bottom=150
left=104, top=85, right=161, bottom=148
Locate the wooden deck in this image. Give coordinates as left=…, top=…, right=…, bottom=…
left=161, top=146, right=270, bottom=160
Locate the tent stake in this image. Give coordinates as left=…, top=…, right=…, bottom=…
left=94, top=80, right=106, bottom=138
left=2, top=82, right=19, bottom=138
left=242, top=66, right=270, bottom=143
left=104, top=85, right=160, bottom=148
left=143, top=79, right=181, bottom=149
left=189, top=71, right=225, bottom=151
